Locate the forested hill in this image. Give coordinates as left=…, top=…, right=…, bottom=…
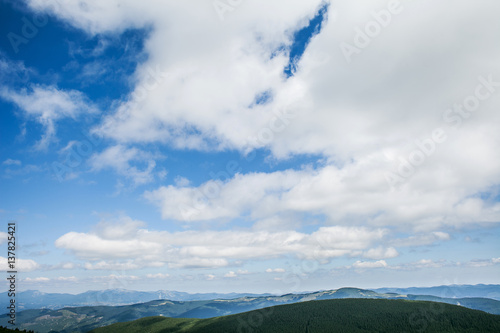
left=91, top=298, right=500, bottom=333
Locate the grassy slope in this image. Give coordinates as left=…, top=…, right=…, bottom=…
left=91, top=298, right=500, bottom=333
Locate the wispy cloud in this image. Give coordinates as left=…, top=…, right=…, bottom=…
left=0, top=85, right=98, bottom=150
left=2, top=159, right=21, bottom=166
left=89, top=145, right=161, bottom=186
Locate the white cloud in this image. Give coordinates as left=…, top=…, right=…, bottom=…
left=265, top=268, right=285, bottom=273
left=0, top=56, right=33, bottom=86
left=146, top=273, right=169, bottom=279
left=145, top=166, right=500, bottom=231
left=174, top=176, right=191, bottom=187
left=412, top=259, right=444, bottom=268
left=352, top=260, right=387, bottom=269
left=2, top=159, right=21, bottom=166
left=168, top=258, right=229, bottom=269
left=89, top=145, right=159, bottom=186
left=84, top=261, right=149, bottom=271
left=56, top=276, right=78, bottom=282
left=26, top=0, right=500, bottom=160
left=22, top=0, right=500, bottom=282
left=55, top=217, right=389, bottom=269
left=224, top=271, right=237, bottom=278
left=389, top=259, right=447, bottom=270
left=93, top=215, right=146, bottom=240
left=24, top=277, right=50, bottom=282
left=60, top=262, right=77, bottom=270
left=363, top=247, right=398, bottom=260
left=465, top=258, right=500, bottom=268
left=91, top=274, right=140, bottom=283
left=0, top=85, right=97, bottom=150
left=56, top=232, right=163, bottom=260
left=0, top=257, right=40, bottom=272
left=26, top=0, right=325, bottom=146
left=0, top=232, right=8, bottom=245
left=24, top=1, right=500, bottom=236
left=391, top=232, right=451, bottom=247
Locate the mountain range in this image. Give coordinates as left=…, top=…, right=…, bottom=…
left=89, top=298, right=500, bottom=333
left=374, top=284, right=500, bottom=300
left=1, top=287, right=499, bottom=333
left=0, top=289, right=270, bottom=314
left=2, top=284, right=498, bottom=314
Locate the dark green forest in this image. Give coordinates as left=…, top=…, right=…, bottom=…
left=91, top=298, right=500, bottom=333
left=0, top=327, right=34, bottom=333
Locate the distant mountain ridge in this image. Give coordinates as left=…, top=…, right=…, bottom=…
left=374, top=284, right=500, bottom=300
left=1, top=287, right=500, bottom=333
left=2, top=284, right=498, bottom=314
left=0, top=289, right=271, bottom=314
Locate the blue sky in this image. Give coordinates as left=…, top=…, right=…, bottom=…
left=1, top=0, right=499, bottom=294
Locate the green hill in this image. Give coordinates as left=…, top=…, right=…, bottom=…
left=91, top=298, right=500, bottom=333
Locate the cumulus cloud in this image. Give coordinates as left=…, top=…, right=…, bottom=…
left=146, top=273, right=169, bottom=279
left=24, top=0, right=500, bottom=279
left=24, top=1, right=500, bottom=234
left=25, top=0, right=500, bottom=159
left=362, top=247, right=398, bottom=260
left=0, top=257, right=40, bottom=272
left=352, top=260, right=387, bottom=269
left=145, top=166, right=500, bottom=231
left=222, top=270, right=249, bottom=278
left=56, top=232, right=162, bottom=260
left=24, top=277, right=50, bottom=282
left=92, top=215, right=146, bottom=240
left=55, top=217, right=393, bottom=269
left=224, top=271, right=237, bottom=278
